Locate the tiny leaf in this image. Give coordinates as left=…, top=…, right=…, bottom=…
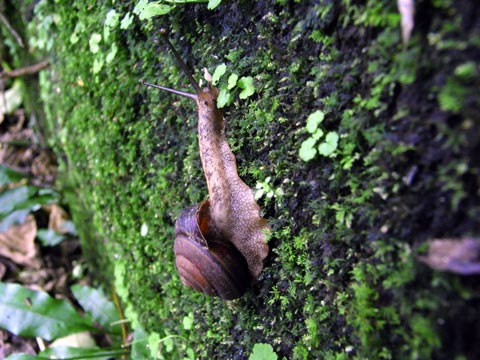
left=92, top=57, right=104, bottom=74
left=249, top=343, right=278, bottom=360
left=227, top=73, right=238, bottom=90
left=88, top=33, right=102, bottom=54
left=137, top=2, right=172, bottom=20
left=106, top=43, right=118, bottom=63
left=211, top=63, right=226, bottom=85
left=318, top=131, right=339, bottom=157
left=299, top=137, right=317, bottom=162
left=133, top=0, right=148, bottom=14
left=217, top=88, right=231, bottom=108
left=237, top=76, right=255, bottom=99
left=311, top=128, right=324, bottom=141
left=305, top=110, right=325, bottom=133
left=182, top=312, right=194, bottom=330
left=120, top=13, right=134, bottom=29
left=208, top=0, right=222, bottom=10
left=104, top=9, right=120, bottom=28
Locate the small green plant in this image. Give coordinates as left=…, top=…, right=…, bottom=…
left=210, top=63, right=257, bottom=108
left=299, top=110, right=339, bottom=161
left=0, top=165, right=58, bottom=232
left=1, top=283, right=127, bottom=359
left=249, top=343, right=278, bottom=360
left=255, top=176, right=284, bottom=200
left=132, top=0, right=223, bottom=21
left=437, top=62, right=477, bottom=113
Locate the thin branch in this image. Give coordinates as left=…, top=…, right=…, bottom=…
left=0, top=60, right=50, bottom=80
left=0, top=12, right=24, bottom=48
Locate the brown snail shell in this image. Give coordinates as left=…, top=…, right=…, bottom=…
left=174, top=201, right=251, bottom=300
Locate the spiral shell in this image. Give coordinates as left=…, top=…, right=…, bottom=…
left=174, top=201, right=251, bottom=300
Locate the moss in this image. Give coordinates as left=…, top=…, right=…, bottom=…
left=18, top=0, right=480, bottom=358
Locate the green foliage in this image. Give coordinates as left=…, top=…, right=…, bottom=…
left=36, top=228, right=67, bottom=246
left=211, top=63, right=226, bottom=85
left=134, top=0, right=173, bottom=19
left=213, top=66, right=257, bottom=107
left=0, top=163, right=64, bottom=247
left=0, top=282, right=130, bottom=359
left=318, top=131, right=339, bottom=157
left=0, top=185, right=58, bottom=234
left=38, top=346, right=125, bottom=360
left=0, top=186, right=57, bottom=222
left=131, top=326, right=152, bottom=359
left=237, top=76, right=256, bottom=99
left=207, top=0, right=222, bottom=9
left=71, top=285, right=122, bottom=334
left=5, top=355, right=40, bottom=360
left=438, top=68, right=474, bottom=113
left=131, top=0, right=222, bottom=20
left=0, top=164, right=26, bottom=186
left=299, top=110, right=339, bottom=161
left=249, top=343, right=278, bottom=360
left=254, top=176, right=284, bottom=200
left=0, top=283, right=94, bottom=341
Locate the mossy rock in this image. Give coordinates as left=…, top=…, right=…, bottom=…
left=16, top=0, right=480, bottom=358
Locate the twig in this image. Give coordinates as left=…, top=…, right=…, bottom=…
left=0, top=60, right=50, bottom=80
left=0, top=12, right=24, bottom=48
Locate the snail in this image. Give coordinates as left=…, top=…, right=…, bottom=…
left=142, top=31, right=269, bottom=300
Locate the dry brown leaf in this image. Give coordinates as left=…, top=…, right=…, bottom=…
left=419, top=238, right=480, bottom=275
left=19, top=267, right=68, bottom=293
left=45, top=204, right=70, bottom=234
left=0, top=329, right=37, bottom=358
left=398, top=0, right=415, bottom=44
left=31, top=150, right=57, bottom=181
left=0, top=215, right=41, bottom=268
left=0, top=127, right=34, bottom=168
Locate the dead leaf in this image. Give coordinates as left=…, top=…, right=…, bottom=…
left=0, top=81, right=23, bottom=124
left=0, top=329, right=37, bottom=358
left=19, top=267, right=68, bottom=293
left=49, top=332, right=96, bottom=349
left=45, top=204, right=70, bottom=234
left=419, top=238, right=480, bottom=275
left=0, top=215, right=41, bottom=268
left=398, top=0, right=415, bottom=44
left=0, top=127, right=34, bottom=169
left=31, top=150, right=58, bottom=182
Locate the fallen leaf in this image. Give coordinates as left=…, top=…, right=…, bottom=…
left=46, top=204, right=70, bottom=234
left=0, top=214, right=40, bottom=268
left=398, top=0, right=415, bottom=44
left=31, top=150, right=58, bottom=182
left=49, top=331, right=96, bottom=349
left=0, top=81, right=23, bottom=124
left=418, top=238, right=480, bottom=275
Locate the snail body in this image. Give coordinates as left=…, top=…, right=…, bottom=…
left=143, top=34, right=269, bottom=299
